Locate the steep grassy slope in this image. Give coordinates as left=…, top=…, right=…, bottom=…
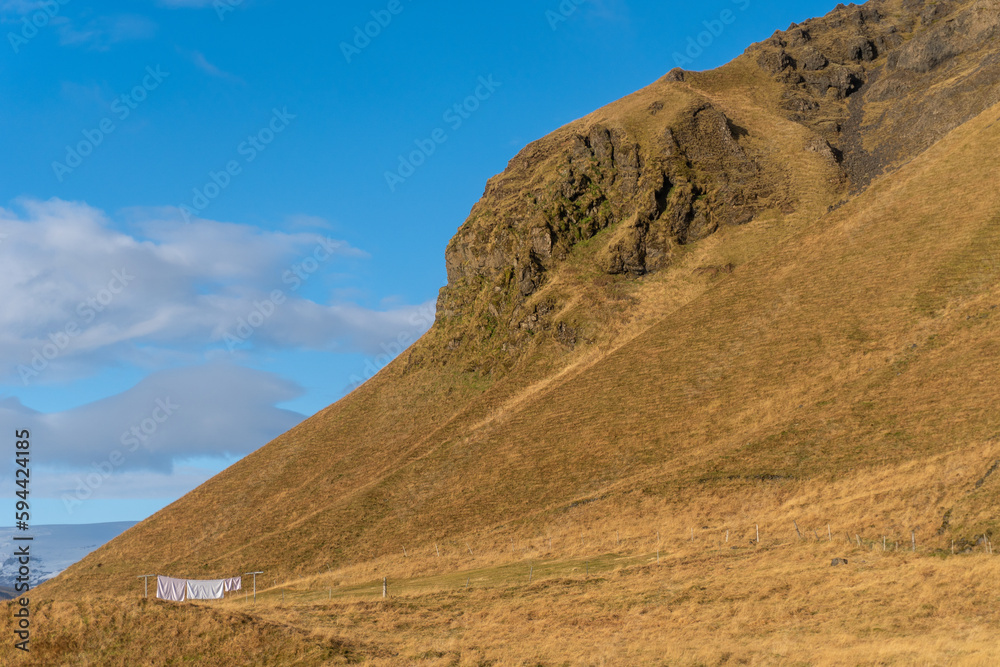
left=25, top=3, right=1000, bottom=663
left=47, top=76, right=1000, bottom=605
left=42, top=78, right=847, bottom=594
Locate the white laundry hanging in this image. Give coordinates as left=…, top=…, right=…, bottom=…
left=186, top=579, right=226, bottom=600
left=156, top=576, right=187, bottom=602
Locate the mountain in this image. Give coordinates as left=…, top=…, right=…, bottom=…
left=43, top=0, right=1000, bottom=589
left=0, top=522, right=136, bottom=597
left=13, top=0, right=1000, bottom=663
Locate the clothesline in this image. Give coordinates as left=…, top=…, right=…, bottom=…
left=156, top=574, right=241, bottom=602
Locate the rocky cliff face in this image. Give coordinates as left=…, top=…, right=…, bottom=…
left=434, top=92, right=788, bottom=369
left=753, top=0, right=1000, bottom=187
left=444, top=102, right=767, bottom=290
left=432, top=0, right=1000, bottom=373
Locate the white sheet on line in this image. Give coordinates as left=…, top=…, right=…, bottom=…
left=186, top=579, right=226, bottom=600
left=156, top=576, right=187, bottom=602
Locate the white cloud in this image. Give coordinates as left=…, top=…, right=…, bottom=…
left=0, top=363, right=304, bottom=475
left=0, top=198, right=435, bottom=385
left=191, top=50, right=235, bottom=79
left=285, top=214, right=334, bottom=230
left=0, top=0, right=51, bottom=15
left=177, top=47, right=243, bottom=83
left=33, top=465, right=219, bottom=502
left=56, top=14, right=158, bottom=51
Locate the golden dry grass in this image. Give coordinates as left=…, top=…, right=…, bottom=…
left=10, top=509, right=1000, bottom=665
left=259, top=546, right=1000, bottom=666
left=8, top=441, right=999, bottom=665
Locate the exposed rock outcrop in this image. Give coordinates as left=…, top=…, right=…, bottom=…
left=436, top=97, right=778, bottom=368
left=750, top=0, right=1000, bottom=188
left=433, top=0, right=1000, bottom=373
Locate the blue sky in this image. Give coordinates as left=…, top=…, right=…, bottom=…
left=0, top=0, right=841, bottom=525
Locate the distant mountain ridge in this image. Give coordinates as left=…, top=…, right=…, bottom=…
left=0, top=522, right=135, bottom=597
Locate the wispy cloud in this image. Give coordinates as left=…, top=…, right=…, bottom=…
left=178, top=47, right=243, bottom=83
left=0, top=364, right=304, bottom=474
left=0, top=0, right=53, bottom=15
left=285, top=214, right=334, bottom=231
left=0, top=198, right=433, bottom=384
left=57, top=14, right=157, bottom=51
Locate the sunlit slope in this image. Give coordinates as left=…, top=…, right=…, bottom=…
left=370, top=98, right=1000, bottom=539
left=42, top=48, right=851, bottom=595
left=44, top=95, right=1000, bottom=599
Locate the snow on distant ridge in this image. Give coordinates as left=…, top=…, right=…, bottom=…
left=0, top=522, right=136, bottom=593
